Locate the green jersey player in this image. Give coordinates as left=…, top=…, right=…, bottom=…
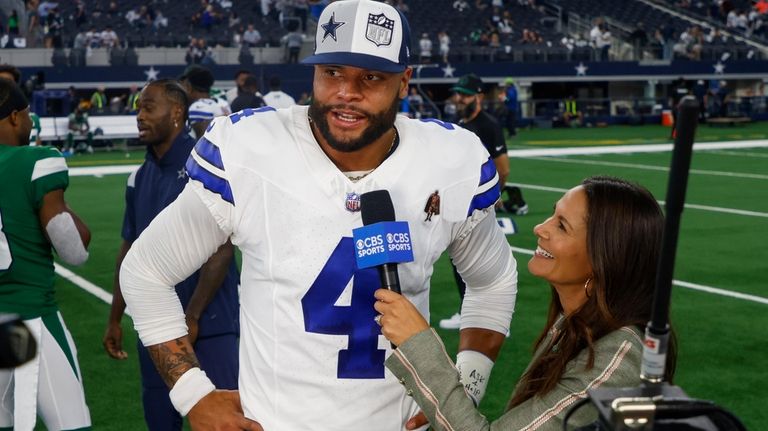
left=0, top=79, right=92, bottom=430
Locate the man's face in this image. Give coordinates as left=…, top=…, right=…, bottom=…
left=136, top=84, right=176, bottom=146
left=308, top=65, right=410, bottom=153
left=454, top=92, right=478, bottom=119
left=236, top=73, right=250, bottom=88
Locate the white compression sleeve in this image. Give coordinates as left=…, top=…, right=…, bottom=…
left=120, top=185, right=229, bottom=346
left=449, top=208, right=518, bottom=334
left=46, top=212, right=89, bottom=266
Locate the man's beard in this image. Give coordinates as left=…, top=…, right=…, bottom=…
left=308, top=97, right=399, bottom=153
left=461, top=100, right=477, bottom=120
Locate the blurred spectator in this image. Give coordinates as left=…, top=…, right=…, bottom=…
left=558, top=94, right=583, bottom=127
left=419, top=33, right=432, bottom=63
left=8, top=10, right=19, bottom=36
left=438, top=30, right=450, bottom=63
left=263, top=76, right=296, bottom=108
left=73, top=29, right=87, bottom=50
left=125, top=84, right=140, bottom=114
left=107, top=1, right=119, bottom=18
left=26, top=1, right=43, bottom=47
left=243, top=23, right=262, bottom=46
left=201, top=4, right=218, bottom=31
left=65, top=105, right=93, bottom=155
left=101, top=25, right=120, bottom=49
left=673, top=25, right=702, bottom=60
left=629, top=22, right=648, bottom=59
left=230, top=75, right=266, bottom=112
left=282, top=29, right=305, bottom=63
left=45, top=7, right=63, bottom=48
left=154, top=11, right=168, bottom=31
left=498, top=11, right=514, bottom=34
left=85, top=26, right=101, bottom=48
left=185, top=37, right=204, bottom=64
left=226, top=69, right=252, bottom=104
left=407, top=87, right=424, bottom=118
left=68, top=85, right=80, bottom=113
left=126, top=7, right=142, bottom=26
left=74, top=1, right=87, bottom=28
left=293, top=0, right=309, bottom=32
left=228, top=10, right=241, bottom=28
left=90, top=85, right=107, bottom=115
left=37, top=1, right=57, bottom=21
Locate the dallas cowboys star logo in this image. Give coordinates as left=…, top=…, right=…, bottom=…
left=713, top=61, right=726, bottom=74
left=575, top=62, right=588, bottom=76
left=321, top=13, right=345, bottom=42
left=144, top=66, right=159, bottom=81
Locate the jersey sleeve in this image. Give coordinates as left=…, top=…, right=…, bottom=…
left=467, top=156, right=500, bottom=216
left=184, top=117, right=236, bottom=234
left=28, top=147, right=68, bottom=209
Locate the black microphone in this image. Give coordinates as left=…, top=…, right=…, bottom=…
left=360, top=190, right=401, bottom=295
left=0, top=314, right=37, bottom=369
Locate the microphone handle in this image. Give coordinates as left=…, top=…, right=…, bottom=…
left=378, top=263, right=401, bottom=295
left=378, top=264, right=401, bottom=350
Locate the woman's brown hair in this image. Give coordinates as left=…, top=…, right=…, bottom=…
left=508, top=176, right=677, bottom=408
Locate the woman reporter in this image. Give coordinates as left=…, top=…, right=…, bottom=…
left=375, top=176, right=677, bottom=430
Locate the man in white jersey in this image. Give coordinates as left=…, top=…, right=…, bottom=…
left=119, top=1, right=518, bottom=430
left=180, top=65, right=231, bottom=138
left=262, top=75, right=296, bottom=108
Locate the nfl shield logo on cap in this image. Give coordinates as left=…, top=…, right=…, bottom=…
left=302, top=0, right=411, bottom=73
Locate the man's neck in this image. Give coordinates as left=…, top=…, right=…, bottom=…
left=150, top=131, right=180, bottom=160
left=311, top=124, right=397, bottom=173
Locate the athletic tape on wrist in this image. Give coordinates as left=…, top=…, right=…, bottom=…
left=456, top=350, right=494, bottom=406
left=169, top=367, right=216, bottom=416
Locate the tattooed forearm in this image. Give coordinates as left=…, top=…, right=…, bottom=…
left=147, top=337, right=201, bottom=388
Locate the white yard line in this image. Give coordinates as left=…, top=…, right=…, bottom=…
left=507, top=139, right=768, bottom=158
left=522, top=157, right=768, bottom=180
left=510, top=183, right=768, bottom=218
left=510, top=247, right=767, bottom=305
left=69, top=165, right=140, bottom=177
left=54, top=263, right=132, bottom=317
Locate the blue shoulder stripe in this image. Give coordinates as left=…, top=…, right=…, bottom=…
left=185, top=156, right=235, bottom=205
left=193, top=137, right=225, bottom=170
left=468, top=185, right=500, bottom=216
left=479, top=157, right=497, bottom=187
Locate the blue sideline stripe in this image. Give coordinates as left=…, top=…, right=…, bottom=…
left=185, top=157, right=235, bottom=205
left=193, top=137, right=225, bottom=170
left=468, top=185, right=500, bottom=216
left=479, top=157, right=496, bottom=186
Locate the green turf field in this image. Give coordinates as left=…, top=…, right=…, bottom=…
left=45, top=123, right=767, bottom=430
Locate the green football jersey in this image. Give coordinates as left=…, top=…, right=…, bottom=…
left=0, top=145, right=69, bottom=318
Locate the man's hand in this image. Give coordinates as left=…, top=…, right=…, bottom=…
left=188, top=390, right=263, bottom=431
left=406, top=411, right=428, bottom=430
left=186, top=315, right=200, bottom=345
left=103, top=321, right=128, bottom=359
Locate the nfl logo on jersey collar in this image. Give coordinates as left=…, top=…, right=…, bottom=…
left=345, top=192, right=361, bottom=212
left=301, top=0, right=411, bottom=73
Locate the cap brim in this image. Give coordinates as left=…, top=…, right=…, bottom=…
left=451, top=86, right=477, bottom=95
left=301, top=52, right=406, bottom=73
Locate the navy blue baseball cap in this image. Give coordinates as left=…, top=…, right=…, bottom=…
left=301, top=0, right=411, bottom=73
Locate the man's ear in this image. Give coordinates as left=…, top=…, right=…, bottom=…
left=8, top=110, right=21, bottom=127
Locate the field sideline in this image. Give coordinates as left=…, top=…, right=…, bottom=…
left=43, top=124, right=767, bottom=430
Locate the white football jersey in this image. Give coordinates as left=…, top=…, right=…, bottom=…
left=188, top=97, right=230, bottom=124
left=185, top=105, right=500, bottom=430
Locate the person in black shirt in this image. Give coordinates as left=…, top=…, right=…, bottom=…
left=230, top=75, right=265, bottom=112
left=439, top=73, right=527, bottom=330
left=669, top=77, right=689, bottom=138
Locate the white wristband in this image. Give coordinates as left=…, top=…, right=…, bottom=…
left=168, top=367, right=216, bottom=416
left=456, top=350, right=494, bottom=406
